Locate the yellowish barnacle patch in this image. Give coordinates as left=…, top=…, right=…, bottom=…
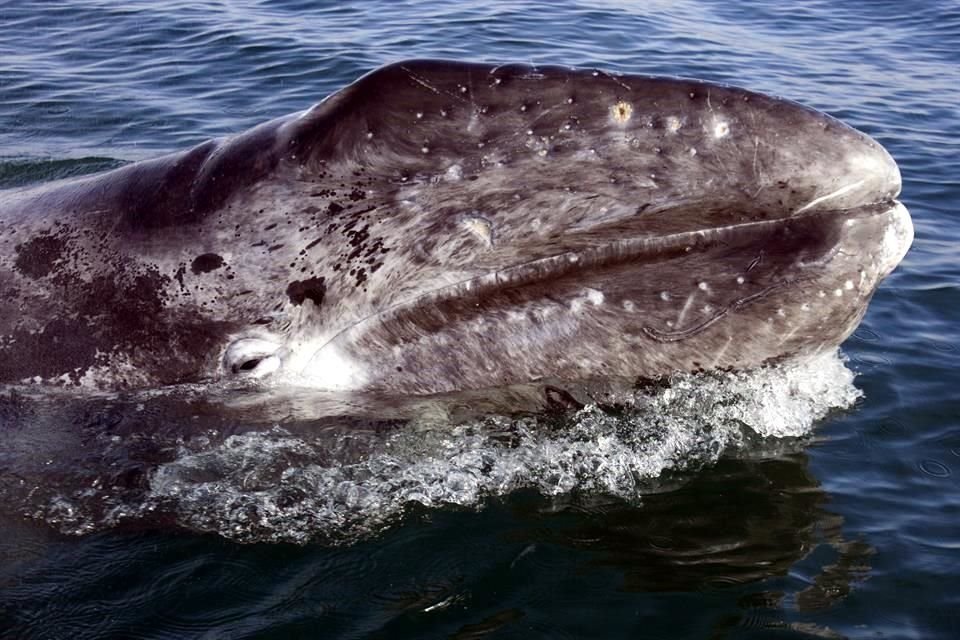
left=666, top=116, right=682, bottom=133
left=462, top=216, right=494, bottom=248
left=611, top=101, right=633, bottom=124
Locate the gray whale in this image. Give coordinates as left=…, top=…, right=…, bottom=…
left=0, top=60, right=912, bottom=393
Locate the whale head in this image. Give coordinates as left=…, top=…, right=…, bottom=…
left=0, top=60, right=911, bottom=393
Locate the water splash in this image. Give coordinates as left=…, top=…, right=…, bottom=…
left=140, top=351, right=860, bottom=544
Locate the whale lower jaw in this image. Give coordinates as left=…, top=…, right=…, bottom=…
left=298, top=199, right=912, bottom=394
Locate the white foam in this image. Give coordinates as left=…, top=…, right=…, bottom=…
left=143, top=351, right=860, bottom=544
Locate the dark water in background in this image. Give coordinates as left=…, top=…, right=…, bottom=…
left=0, top=1, right=958, bottom=638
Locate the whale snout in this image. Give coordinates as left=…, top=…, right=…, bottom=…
left=782, top=108, right=903, bottom=216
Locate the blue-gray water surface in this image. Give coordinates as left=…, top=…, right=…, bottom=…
left=1, top=1, right=958, bottom=638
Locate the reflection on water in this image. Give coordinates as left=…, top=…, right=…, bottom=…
left=0, top=446, right=874, bottom=637
left=524, top=456, right=875, bottom=604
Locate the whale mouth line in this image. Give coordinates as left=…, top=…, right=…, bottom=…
left=300, top=197, right=904, bottom=382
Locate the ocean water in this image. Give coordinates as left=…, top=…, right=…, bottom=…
left=1, top=1, right=958, bottom=638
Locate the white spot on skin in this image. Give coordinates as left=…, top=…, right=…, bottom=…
left=702, top=305, right=713, bottom=314
left=666, top=116, right=681, bottom=133
left=736, top=276, right=745, bottom=284
left=801, top=303, right=811, bottom=311
left=570, top=289, right=604, bottom=313
left=421, top=146, right=430, bottom=154
left=689, top=148, right=698, bottom=156
left=586, top=289, right=604, bottom=306
left=444, top=164, right=463, bottom=181
left=659, top=291, right=671, bottom=301
left=623, top=300, right=636, bottom=312
left=834, top=289, right=843, bottom=297
left=415, top=111, right=423, bottom=119
left=713, top=121, right=730, bottom=138
left=818, top=291, right=826, bottom=298
left=698, top=282, right=710, bottom=292
left=777, top=308, right=786, bottom=317
left=845, top=280, right=854, bottom=290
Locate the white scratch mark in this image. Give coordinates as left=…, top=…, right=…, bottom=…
left=710, top=337, right=733, bottom=368
left=778, top=324, right=802, bottom=345
left=796, top=179, right=866, bottom=213
left=401, top=67, right=441, bottom=94
left=677, top=292, right=696, bottom=326
left=598, top=70, right=632, bottom=92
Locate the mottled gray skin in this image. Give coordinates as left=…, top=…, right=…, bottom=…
left=0, top=60, right=912, bottom=393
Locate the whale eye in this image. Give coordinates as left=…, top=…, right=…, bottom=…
left=224, top=338, right=282, bottom=378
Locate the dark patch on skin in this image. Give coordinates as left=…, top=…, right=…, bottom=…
left=0, top=256, right=234, bottom=386
left=191, top=253, right=225, bottom=274
left=286, top=276, right=326, bottom=307
left=14, top=233, right=66, bottom=279
left=173, top=264, right=187, bottom=290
